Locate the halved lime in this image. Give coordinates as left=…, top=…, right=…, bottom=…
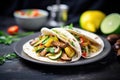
left=100, top=13, right=120, bottom=34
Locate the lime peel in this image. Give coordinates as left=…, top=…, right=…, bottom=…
left=100, top=13, right=120, bottom=34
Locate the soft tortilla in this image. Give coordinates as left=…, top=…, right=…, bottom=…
left=41, top=27, right=82, bottom=62
left=23, top=27, right=82, bottom=63
left=23, top=40, right=66, bottom=63
left=66, top=28, right=104, bottom=58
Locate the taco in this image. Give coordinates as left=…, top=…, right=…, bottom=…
left=23, top=27, right=82, bottom=63
left=66, top=28, right=104, bottom=58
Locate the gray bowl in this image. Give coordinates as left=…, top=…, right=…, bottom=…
left=14, top=9, right=48, bottom=30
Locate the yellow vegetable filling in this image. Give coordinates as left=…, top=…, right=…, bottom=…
left=30, top=35, right=76, bottom=61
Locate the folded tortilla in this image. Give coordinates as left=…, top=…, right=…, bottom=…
left=66, top=28, right=104, bottom=58
left=23, top=27, right=82, bottom=63
left=42, top=28, right=82, bottom=61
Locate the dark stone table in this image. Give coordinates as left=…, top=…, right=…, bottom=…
left=0, top=16, right=120, bottom=80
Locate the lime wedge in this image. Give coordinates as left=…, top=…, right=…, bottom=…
left=100, top=13, right=120, bottom=34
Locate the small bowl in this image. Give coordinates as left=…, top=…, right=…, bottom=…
left=14, top=9, right=48, bottom=30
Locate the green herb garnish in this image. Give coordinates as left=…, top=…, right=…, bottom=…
left=5, top=53, right=18, bottom=60
left=46, top=47, right=55, bottom=54
left=0, top=53, right=18, bottom=65
left=0, top=31, right=33, bottom=45
left=70, top=41, right=75, bottom=47
left=61, top=23, right=73, bottom=29
left=0, top=56, right=5, bottom=65
left=68, top=23, right=73, bottom=29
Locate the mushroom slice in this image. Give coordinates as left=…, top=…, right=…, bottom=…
left=30, top=38, right=39, bottom=46
left=54, top=46, right=60, bottom=53
left=39, top=48, right=47, bottom=56
left=61, top=53, right=71, bottom=61
left=52, top=41, right=67, bottom=48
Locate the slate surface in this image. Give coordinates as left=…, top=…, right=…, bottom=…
left=0, top=16, right=120, bottom=80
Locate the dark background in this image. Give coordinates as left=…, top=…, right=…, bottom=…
left=0, top=1, right=120, bottom=80
left=0, top=0, right=120, bottom=26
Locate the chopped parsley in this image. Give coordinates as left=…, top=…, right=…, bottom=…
left=0, top=53, right=18, bottom=65
left=70, top=41, right=75, bottom=47
left=46, top=47, right=55, bottom=54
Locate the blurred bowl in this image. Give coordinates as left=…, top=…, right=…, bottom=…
left=14, top=9, right=48, bottom=30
